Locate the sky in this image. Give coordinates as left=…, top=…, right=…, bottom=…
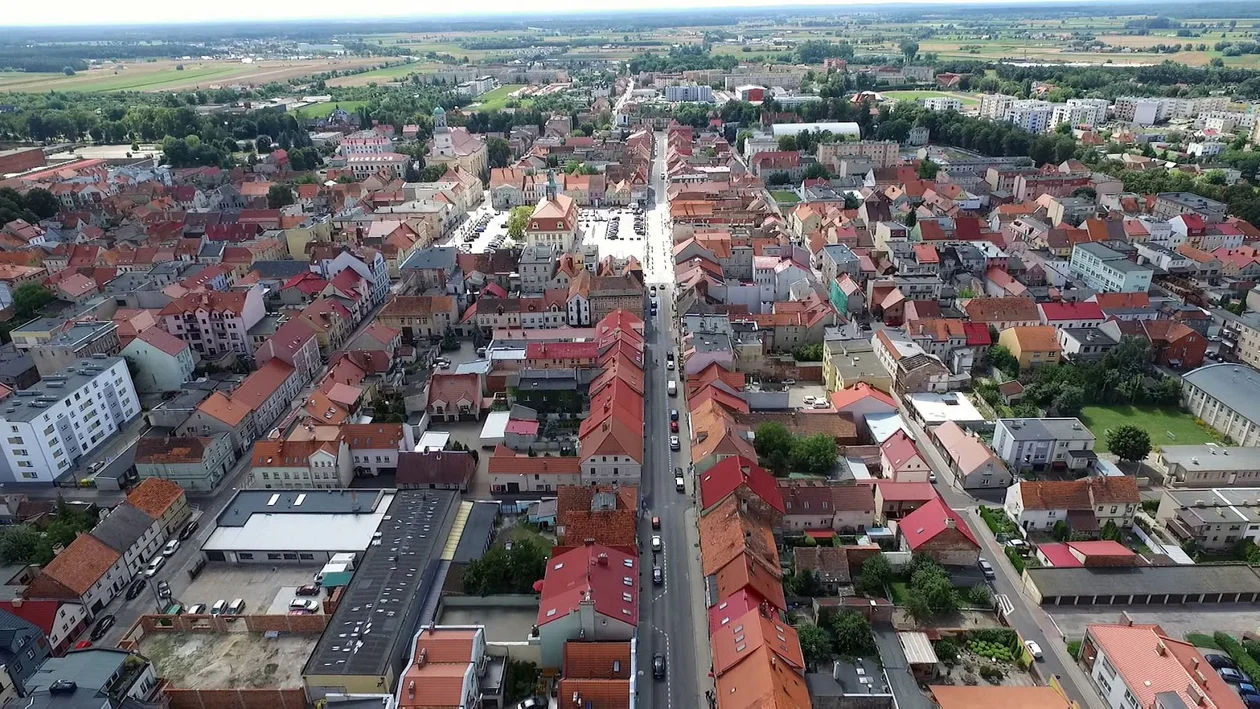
left=9, top=0, right=1092, bottom=28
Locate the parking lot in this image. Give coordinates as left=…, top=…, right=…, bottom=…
left=452, top=205, right=512, bottom=255
left=576, top=206, right=650, bottom=262
left=1045, top=604, right=1260, bottom=641
left=177, top=565, right=323, bottom=616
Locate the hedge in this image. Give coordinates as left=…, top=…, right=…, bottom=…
left=1213, top=632, right=1260, bottom=681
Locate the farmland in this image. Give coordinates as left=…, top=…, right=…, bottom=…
left=0, top=57, right=388, bottom=94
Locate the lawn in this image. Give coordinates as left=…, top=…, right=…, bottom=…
left=770, top=190, right=800, bottom=204
left=296, top=100, right=368, bottom=119
left=1079, top=405, right=1217, bottom=453
left=473, top=84, right=529, bottom=111
left=882, top=90, right=981, bottom=107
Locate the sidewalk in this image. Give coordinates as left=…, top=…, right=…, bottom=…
left=684, top=505, right=714, bottom=709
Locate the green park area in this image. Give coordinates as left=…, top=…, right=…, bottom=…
left=770, top=190, right=800, bottom=204
left=1079, top=405, right=1217, bottom=453
left=882, top=90, right=981, bottom=107
left=473, top=85, right=530, bottom=111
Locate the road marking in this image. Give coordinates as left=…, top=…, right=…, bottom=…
left=655, top=625, right=673, bottom=709
left=997, top=593, right=1015, bottom=616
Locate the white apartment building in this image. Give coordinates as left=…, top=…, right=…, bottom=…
left=1069, top=242, right=1154, bottom=294
left=664, top=84, right=714, bottom=103
left=338, top=134, right=394, bottom=156
left=979, top=94, right=1016, bottom=120
left=1196, top=110, right=1257, bottom=132
left=0, top=356, right=139, bottom=484
left=1006, top=100, right=1056, bottom=134
left=1051, top=98, right=1110, bottom=128
left=921, top=97, right=962, bottom=112
left=159, top=284, right=266, bottom=358
left=816, top=140, right=900, bottom=169
left=343, top=153, right=410, bottom=179
left=1114, top=96, right=1233, bottom=126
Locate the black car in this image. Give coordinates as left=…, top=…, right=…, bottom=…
left=670, top=409, right=679, bottom=421
left=179, top=521, right=199, bottom=541
left=653, top=653, right=666, bottom=679
left=1205, top=653, right=1238, bottom=670
left=653, top=566, right=663, bottom=585
left=89, top=615, right=115, bottom=641
left=126, top=578, right=147, bottom=600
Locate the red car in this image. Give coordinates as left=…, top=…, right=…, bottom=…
left=670, top=420, right=679, bottom=433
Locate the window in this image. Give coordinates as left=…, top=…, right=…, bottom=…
left=299, top=553, right=315, bottom=560
left=238, top=553, right=254, bottom=560
left=267, top=553, right=282, bottom=560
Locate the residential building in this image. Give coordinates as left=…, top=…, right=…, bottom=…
left=536, top=542, right=638, bottom=668
left=879, top=430, right=932, bottom=483
left=89, top=502, right=163, bottom=580
left=378, top=295, right=459, bottom=342
left=396, top=450, right=475, bottom=490
left=1182, top=364, right=1260, bottom=447
left=427, top=107, right=488, bottom=177
left=425, top=373, right=482, bottom=423
left=665, top=84, right=714, bottom=102
left=134, top=434, right=235, bottom=492
left=23, top=647, right=159, bottom=708
left=992, top=417, right=1097, bottom=474
left=897, top=497, right=980, bottom=566
left=487, top=445, right=582, bottom=493
left=1070, top=242, right=1153, bottom=293
left=1151, top=192, right=1229, bottom=223
left=248, top=438, right=352, bottom=489
left=120, top=328, right=196, bottom=394
left=1156, top=486, right=1260, bottom=552
left=126, top=477, right=191, bottom=538
left=0, top=357, right=139, bottom=485
left=556, top=485, right=639, bottom=549
left=396, top=626, right=487, bottom=709
left=21, top=533, right=130, bottom=615
left=0, top=599, right=86, bottom=657
left=997, top=326, right=1062, bottom=369
left=1081, top=619, right=1244, bottom=709
left=777, top=482, right=875, bottom=533
left=1004, top=477, right=1139, bottom=533
left=22, top=321, right=121, bottom=377
left=698, top=456, right=786, bottom=520
left=1159, top=445, right=1260, bottom=489
left=158, top=285, right=267, bottom=358
left=0, top=609, right=51, bottom=695
left=933, top=421, right=1011, bottom=489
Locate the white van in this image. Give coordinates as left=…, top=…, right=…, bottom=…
left=667, top=380, right=677, bottom=396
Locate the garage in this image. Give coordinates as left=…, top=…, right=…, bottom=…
left=1026, top=564, right=1260, bottom=606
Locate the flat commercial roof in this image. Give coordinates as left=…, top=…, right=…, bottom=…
left=1026, top=564, right=1260, bottom=600
left=907, top=392, right=986, bottom=426
left=897, top=632, right=939, bottom=665
left=304, top=490, right=459, bottom=679
left=453, top=502, right=500, bottom=564
left=480, top=411, right=510, bottom=442
left=1161, top=445, right=1260, bottom=472
left=1183, top=364, right=1260, bottom=426
left=204, top=490, right=395, bottom=552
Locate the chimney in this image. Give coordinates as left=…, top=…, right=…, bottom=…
left=597, top=553, right=608, bottom=566
left=944, top=517, right=955, bottom=529
left=407, top=681, right=415, bottom=699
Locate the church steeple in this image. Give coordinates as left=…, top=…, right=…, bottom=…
left=546, top=169, right=557, bottom=202
left=433, top=105, right=448, bottom=132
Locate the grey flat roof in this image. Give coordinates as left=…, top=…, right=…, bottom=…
left=998, top=418, right=1095, bottom=442
left=1183, top=364, right=1260, bottom=426
left=1026, top=564, right=1260, bottom=599
left=3, top=356, right=126, bottom=423
left=1161, top=444, right=1260, bottom=471
left=27, top=648, right=131, bottom=693
left=215, top=489, right=391, bottom=528
left=303, top=490, right=459, bottom=678
left=91, top=503, right=154, bottom=553
left=453, top=502, right=499, bottom=564
left=44, top=322, right=115, bottom=349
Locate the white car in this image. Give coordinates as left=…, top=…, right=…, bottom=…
left=162, top=539, right=180, bottom=556
left=802, top=396, right=817, bottom=406
left=144, top=556, right=166, bottom=577
left=1024, top=640, right=1044, bottom=660
left=651, top=536, right=663, bottom=552
left=289, top=599, right=320, bottom=613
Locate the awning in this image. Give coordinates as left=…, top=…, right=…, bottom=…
left=805, top=530, right=836, bottom=540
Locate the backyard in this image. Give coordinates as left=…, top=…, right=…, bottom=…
left=473, top=85, right=530, bottom=111
left=770, top=190, right=800, bottom=204
left=1079, top=405, right=1218, bottom=453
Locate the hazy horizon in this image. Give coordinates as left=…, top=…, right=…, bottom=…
left=7, top=0, right=1142, bottom=29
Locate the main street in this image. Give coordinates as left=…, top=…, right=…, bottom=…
left=636, top=128, right=710, bottom=709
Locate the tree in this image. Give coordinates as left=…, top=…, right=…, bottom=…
left=989, top=345, right=1020, bottom=379
left=791, top=434, right=838, bottom=476
left=786, top=569, right=825, bottom=597
left=506, top=205, right=533, bottom=240
left=462, top=535, right=549, bottom=595
left=777, top=135, right=798, bottom=151
left=487, top=137, right=511, bottom=169
left=403, top=161, right=421, bottom=182
left=420, top=164, right=450, bottom=182
left=830, top=610, right=875, bottom=657
left=1052, top=384, right=1086, bottom=417
left=736, top=130, right=753, bottom=154
left=917, top=158, right=940, bottom=180
left=804, top=163, right=831, bottom=180
left=267, top=184, right=295, bottom=209
left=854, top=554, right=891, bottom=598
left=11, top=283, right=53, bottom=320
left=792, top=343, right=825, bottom=362
left=754, top=422, right=795, bottom=476
left=795, top=623, right=833, bottom=670
left=900, top=40, right=920, bottom=61
left=23, top=188, right=59, bottom=220
left=1052, top=519, right=1071, bottom=542
left=62, top=66, right=76, bottom=76
left=1108, top=424, right=1152, bottom=463
left=255, top=135, right=273, bottom=153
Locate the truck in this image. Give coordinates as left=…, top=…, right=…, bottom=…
left=667, top=380, right=677, bottom=396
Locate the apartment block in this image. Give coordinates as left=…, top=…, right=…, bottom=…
left=1069, top=242, right=1153, bottom=294
left=0, top=356, right=139, bottom=484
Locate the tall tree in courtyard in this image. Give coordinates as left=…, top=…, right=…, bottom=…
left=1107, top=425, right=1152, bottom=463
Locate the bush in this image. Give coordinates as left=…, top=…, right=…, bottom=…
left=979, top=663, right=1006, bottom=683
left=1214, top=632, right=1260, bottom=682
left=967, top=585, right=993, bottom=607
left=1005, top=546, right=1026, bottom=574
left=935, top=638, right=960, bottom=664
left=968, top=640, right=1015, bottom=663
left=1067, top=640, right=1082, bottom=659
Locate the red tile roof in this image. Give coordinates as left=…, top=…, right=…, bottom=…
left=899, top=497, right=978, bottom=550
left=538, top=543, right=638, bottom=628
left=135, top=327, right=188, bottom=357
left=699, top=456, right=786, bottom=514
left=1039, top=301, right=1104, bottom=322
left=126, top=478, right=186, bottom=519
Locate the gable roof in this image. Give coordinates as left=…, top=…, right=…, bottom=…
left=90, top=502, right=155, bottom=553
left=899, top=497, right=978, bottom=550
left=126, top=478, right=186, bottom=519
left=962, top=296, right=1039, bottom=323
left=699, top=456, right=786, bottom=514
left=34, top=534, right=121, bottom=596
left=538, top=543, right=638, bottom=627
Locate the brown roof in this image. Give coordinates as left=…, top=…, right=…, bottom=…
left=699, top=497, right=779, bottom=577
left=135, top=328, right=188, bottom=357
left=733, top=411, right=858, bottom=443
left=135, top=436, right=213, bottom=464
left=963, top=296, right=1040, bottom=323
left=556, top=486, right=639, bottom=549
left=339, top=423, right=404, bottom=450
left=563, top=641, right=633, bottom=679
left=1017, top=480, right=1092, bottom=511
left=1086, top=475, right=1140, bottom=504
left=1005, top=325, right=1062, bottom=354
left=126, top=478, right=186, bottom=519
left=487, top=445, right=581, bottom=476
left=37, top=534, right=121, bottom=596
left=396, top=450, right=475, bottom=487
left=197, top=391, right=251, bottom=427
left=793, top=547, right=854, bottom=584
left=231, top=359, right=296, bottom=411
left=381, top=294, right=456, bottom=317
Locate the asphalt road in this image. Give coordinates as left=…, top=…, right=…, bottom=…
left=635, top=129, right=707, bottom=709
left=898, top=410, right=1104, bottom=709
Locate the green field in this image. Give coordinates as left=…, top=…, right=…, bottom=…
left=1079, top=405, right=1217, bottom=453
left=295, top=100, right=368, bottom=118
left=770, top=190, right=800, bottom=204
left=326, top=62, right=435, bottom=87
left=473, top=84, right=529, bottom=111
left=882, top=90, right=981, bottom=107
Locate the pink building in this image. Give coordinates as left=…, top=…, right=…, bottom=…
left=158, top=284, right=266, bottom=358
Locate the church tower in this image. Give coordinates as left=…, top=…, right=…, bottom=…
left=432, top=105, right=453, bottom=158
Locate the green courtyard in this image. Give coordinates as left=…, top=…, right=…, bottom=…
left=1079, top=405, right=1218, bottom=453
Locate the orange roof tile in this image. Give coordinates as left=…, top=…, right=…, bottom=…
left=126, top=478, right=185, bottom=519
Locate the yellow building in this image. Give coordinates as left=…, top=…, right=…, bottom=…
left=998, top=326, right=1062, bottom=369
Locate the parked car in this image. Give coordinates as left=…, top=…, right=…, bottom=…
left=289, top=599, right=320, bottom=613
left=186, top=604, right=206, bottom=615
left=144, top=556, right=166, bottom=577
left=162, top=539, right=180, bottom=556
left=670, top=420, right=679, bottom=433
left=1024, top=640, right=1043, bottom=660
left=157, top=581, right=172, bottom=599
left=652, top=516, right=661, bottom=530
left=670, top=435, right=680, bottom=450
left=1206, top=654, right=1239, bottom=670
left=296, top=584, right=321, bottom=596
left=178, top=521, right=199, bottom=541
left=651, top=536, right=662, bottom=552
left=1221, top=668, right=1252, bottom=685
left=126, top=578, right=147, bottom=600
left=210, top=600, right=228, bottom=615
left=653, top=566, right=663, bottom=585
left=653, top=653, right=666, bottom=679
left=89, top=615, right=115, bottom=641
left=670, top=409, right=679, bottom=421
left=978, top=558, right=995, bottom=579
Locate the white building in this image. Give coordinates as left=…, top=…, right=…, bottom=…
left=1051, top=99, right=1109, bottom=128
left=979, top=94, right=1016, bottom=120
left=0, top=356, right=139, bottom=484
left=1006, top=100, right=1056, bottom=134
left=920, top=97, right=962, bottom=112
left=343, top=153, right=410, bottom=179
left=1069, top=242, right=1154, bottom=294
left=664, top=84, right=714, bottom=103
